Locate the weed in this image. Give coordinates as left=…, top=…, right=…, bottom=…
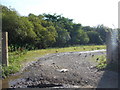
left=2, top=46, right=28, bottom=78
left=2, top=65, right=20, bottom=78
left=96, top=56, right=107, bottom=70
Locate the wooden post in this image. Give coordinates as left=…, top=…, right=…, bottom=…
left=2, top=32, right=9, bottom=66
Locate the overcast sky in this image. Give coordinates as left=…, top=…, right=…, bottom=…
left=1, top=0, right=119, bottom=28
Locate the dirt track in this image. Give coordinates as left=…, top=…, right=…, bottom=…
left=8, top=50, right=118, bottom=88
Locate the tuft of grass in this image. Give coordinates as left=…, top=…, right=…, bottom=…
left=96, top=56, right=107, bottom=70
left=2, top=65, right=20, bottom=78
left=94, top=55, right=118, bottom=72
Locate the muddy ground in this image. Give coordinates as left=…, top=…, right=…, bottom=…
left=4, top=50, right=118, bottom=88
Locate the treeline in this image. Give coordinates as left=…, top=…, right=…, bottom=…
left=2, top=5, right=113, bottom=49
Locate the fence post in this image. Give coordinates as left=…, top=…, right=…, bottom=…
left=2, top=32, right=9, bottom=66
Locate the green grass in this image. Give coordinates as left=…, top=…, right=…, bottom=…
left=93, top=55, right=118, bottom=72
left=96, top=55, right=107, bottom=70
left=2, top=45, right=106, bottom=78
left=2, top=50, right=28, bottom=78
left=90, top=54, right=107, bottom=70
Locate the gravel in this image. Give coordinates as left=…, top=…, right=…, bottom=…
left=8, top=50, right=118, bottom=88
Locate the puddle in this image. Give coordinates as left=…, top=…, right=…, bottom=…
left=2, top=73, right=23, bottom=88
left=27, top=84, right=63, bottom=88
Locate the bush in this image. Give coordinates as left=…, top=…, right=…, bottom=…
left=2, top=46, right=28, bottom=78
left=2, top=65, right=20, bottom=78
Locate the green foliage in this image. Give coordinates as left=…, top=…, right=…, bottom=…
left=2, top=65, right=20, bottom=78
left=28, top=13, right=57, bottom=48
left=82, top=26, right=94, bottom=31
left=2, top=46, right=28, bottom=78
left=95, top=55, right=118, bottom=72
left=71, top=29, right=89, bottom=44
left=2, top=5, right=110, bottom=49
left=87, top=31, right=103, bottom=44
left=55, top=28, right=70, bottom=47
left=2, top=5, right=37, bottom=47
left=96, top=25, right=108, bottom=43
left=17, top=17, right=37, bottom=44
left=96, top=56, right=107, bottom=70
